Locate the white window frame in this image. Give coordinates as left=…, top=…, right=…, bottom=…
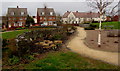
left=20, top=18, right=23, bottom=20
left=21, top=12, right=24, bottom=15
left=50, top=12, right=53, bottom=15
left=40, top=17, right=42, bottom=19
left=42, top=12, right=45, bottom=15
left=11, top=12, right=15, bottom=15
left=19, top=22, right=22, bottom=26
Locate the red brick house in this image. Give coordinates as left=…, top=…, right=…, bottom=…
left=112, top=15, right=119, bottom=21
left=37, top=6, right=56, bottom=26
left=7, top=6, right=28, bottom=29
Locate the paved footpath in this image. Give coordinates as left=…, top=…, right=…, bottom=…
left=67, top=27, right=119, bottom=66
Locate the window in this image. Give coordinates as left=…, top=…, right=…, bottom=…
left=41, top=12, right=45, bottom=15
left=21, top=12, right=24, bottom=15
left=53, top=17, right=55, bottom=19
left=14, top=22, right=17, bottom=26
left=19, top=22, right=22, bottom=26
left=11, top=12, right=15, bottom=15
left=9, top=18, right=11, bottom=20
left=8, top=24, right=11, bottom=28
left=40, top=17, right=42, bottom=19
left=25, top=18, right=27, bottom=20
left=50, top=12, right=53, bottom=15
left=44, top=17, right=46, bottom=20
left=49, top=17, right=52, bottom=19
left=20, top=18, right=23, bottom=20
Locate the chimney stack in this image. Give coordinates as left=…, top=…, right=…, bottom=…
left=17, top=6, right=19, bottom=8
left=45, top=6, right=47, bottom=9
left=76, top=11, right=78, bottom=12
left=67, top=11, right=69, bottom=12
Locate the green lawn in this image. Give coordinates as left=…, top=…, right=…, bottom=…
left=91, top=21, right=120, bottom=29
left=2, top=28, right=56, bottom=39
left=2, top=29, right=30, bottom=39
left=20, top=51, right=118, bottom=69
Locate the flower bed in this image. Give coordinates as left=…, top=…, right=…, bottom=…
left=2, top=25, right=76, bottom=66
left=15, top=26, right=76, bottom=55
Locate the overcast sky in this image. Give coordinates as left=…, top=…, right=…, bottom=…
left=1, top=0, right=119, bottom=16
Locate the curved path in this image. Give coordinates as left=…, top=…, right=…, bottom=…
left=67, top=27, right=119, bottom=66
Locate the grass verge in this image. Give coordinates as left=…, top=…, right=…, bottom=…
left=91, top=21, right=120, bottom=29
left=8, top=49, right=119, bottom=69
left=2, top=29, right=30, bottom=39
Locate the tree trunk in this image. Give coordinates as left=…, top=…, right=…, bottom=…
left=98, top=15, right=102, bottom=47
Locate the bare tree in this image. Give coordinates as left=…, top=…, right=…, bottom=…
left=87, top=0, right=117, bottom=47
left=56, top=13, right=62, bottom=26
left=106, top=1, right=120, bottom=20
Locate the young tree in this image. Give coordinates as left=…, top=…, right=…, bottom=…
left=87, top=0, right=118, bottom=47
left=26, top=15, right=35, bottom=27
left=56, top=13, right=63, bottom=26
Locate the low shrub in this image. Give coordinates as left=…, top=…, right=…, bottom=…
left=118, top=33, right=120, bottom=37
left=2, top=29, right=7, bottom=32
left=23, top=54, right=35, bottom=60
left=107, top=32, right=115, bottom=37
left=2, top=39, right=8, bottom=47
left=84, top=24, right=96, bottom=30
left=8, top=56, right=20, bottom=65
left=31, top=26, right=58, bottom=28
left=15, top=27, right=26, bottom=30
left=84, top=27, right=95, bottom=30
left=52, top=34, right=63, bottom=40
left=15, top=26, right=75, bottom=57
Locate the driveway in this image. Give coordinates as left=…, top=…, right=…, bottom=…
left=67, top=27, right=119, bottom=66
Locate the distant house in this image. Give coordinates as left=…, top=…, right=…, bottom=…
left=1, top=16, right=8, bottom=29
left=106, top=16, right=112, bottom=22
left=37, top=6, right=56, bottom=26
left=7, top=6, right=28, bottom=29
left=112, top=15, right=120, bottom=21
left=62, top=11, right=107, bottom=24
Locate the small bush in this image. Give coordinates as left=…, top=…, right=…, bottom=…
left=2, top=39, right=8, bottom=47
left=118, top=33, right=120, bottom=37
left=84, top=27, right=95, bottom=30
left=52, top=34, right=63, bottom=40
left=8, top=56, right=20, bottom=65
left=23, top=55, right=35, bottom=60
left=16, top=27, right=26, bottom=30
left=107, top=32, right=115, bottom=37
left=84, top=24, right=96, bottom=30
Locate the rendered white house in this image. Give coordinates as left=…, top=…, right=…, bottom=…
left=62, top=11, right=107, bottom=24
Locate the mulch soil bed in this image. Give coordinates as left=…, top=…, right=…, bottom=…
left=84, top=30, right=119, bottom=52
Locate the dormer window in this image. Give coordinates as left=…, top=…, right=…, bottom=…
left=11, top=12, right=15, bottom=15
left=50, top=12, right=53, bottom=15
left=41, top=12, right=45, bottom=15
left=21, top=12, right=24, bottom=15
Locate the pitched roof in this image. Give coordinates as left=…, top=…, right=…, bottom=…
left=37, top=8, right=56, bottom=16
left=62, top=12, right=70, bottom=18
left=7, top=7, right=28, bottom=17
left=63, top=12, right=100, bottom=18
